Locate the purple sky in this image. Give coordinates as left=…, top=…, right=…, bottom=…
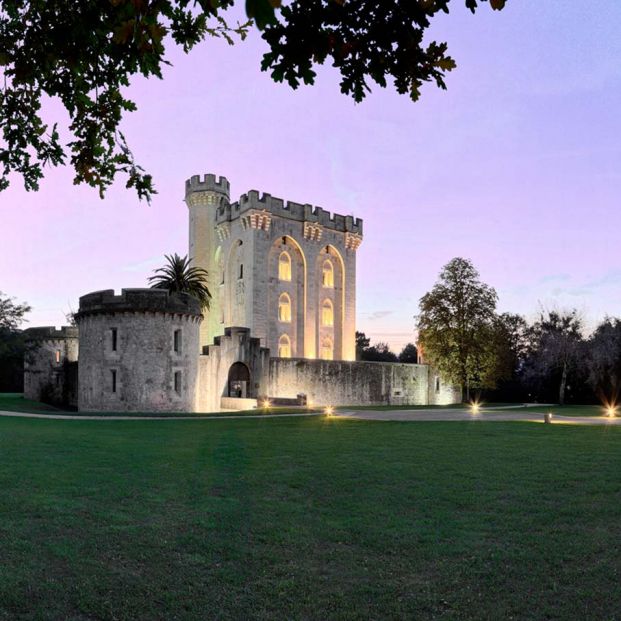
left=3, top=1, right=621, bottom=351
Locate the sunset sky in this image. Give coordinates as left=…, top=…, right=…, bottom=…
left=3, top=1, right=621, bottom=351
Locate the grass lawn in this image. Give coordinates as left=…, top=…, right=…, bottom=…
left=0, top=416, right=620, bottom=620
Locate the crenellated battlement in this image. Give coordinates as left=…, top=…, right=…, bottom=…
left=23, top=326, right=79, bottom=340
left=185, top=173, right=230, bottom=199
left=76, top=288, right=203, bottom=319
left=215, top=189, right=363, bottom=235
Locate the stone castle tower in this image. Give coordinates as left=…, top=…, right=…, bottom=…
left=185, top=173, right=363, bottom=361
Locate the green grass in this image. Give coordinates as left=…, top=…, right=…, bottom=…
left=0, top=416, right=620, bottom=620
left=0, top=392, right=62, bottom=413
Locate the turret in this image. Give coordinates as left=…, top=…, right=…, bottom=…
left=184, top=173, right=230, bottom=349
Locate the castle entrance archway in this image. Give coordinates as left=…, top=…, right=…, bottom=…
left=227, top=362, right=251, bottom=398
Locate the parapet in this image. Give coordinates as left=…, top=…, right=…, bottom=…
left=23, top=326, right=79, bottom=340
left=76, top=288, right=203, bottom=319
left=185, top=173, right=230, bottom=199
left=216, top=189, right=363, bottom=235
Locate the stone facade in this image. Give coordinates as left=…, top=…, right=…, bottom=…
left=24, top=172, right=462, bottom=412
left=185, top=174, right=361, bottom=361
left=75, top=289, right=202, bottom=412
left=23, top=326, right=79, bottom=406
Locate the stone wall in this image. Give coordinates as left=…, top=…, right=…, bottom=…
left=197, top=327, right=270, bottom=412
left=23, top=326, right=79, bottom=406
left=268, top=358, right=439, bottom=406
left=75, top=289, right=202, bottom=412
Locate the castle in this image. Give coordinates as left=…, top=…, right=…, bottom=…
left=23, top=174, right=460, bottom=412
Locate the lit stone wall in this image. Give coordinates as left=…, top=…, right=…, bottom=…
left=23, top=326, right=79, bottom=405
left=268, top=358, right=434, bottom=406
left=196, top=327, right=270, bottom=412
left=75, top=289, right=201, bottom=412
left=185, top=174, right=362, bottom=361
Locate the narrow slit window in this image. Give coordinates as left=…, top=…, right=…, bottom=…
left=173, top=329, right=182, bottom=353
left=111, top=328, right=118, bottom=352
left=111, top=369, right=117, bottom=393
left=174, top=371, right=182, bottom=394
left=55, top=349, right=61, bottom=363
left=239, top=263, right=244, bottom=279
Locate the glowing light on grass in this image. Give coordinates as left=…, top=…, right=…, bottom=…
left=602, top=398, right=617, bottom=418
left=324, top=405, right=334, bottom=417
left=261, top=398, right=272, bottom=410
left=470, top=400, right=481, bottom=414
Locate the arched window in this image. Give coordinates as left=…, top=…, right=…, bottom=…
left=322, top=260, right=334, bottom=288
left=321, top=299, right=334, bottom=327
left=278, top=334, right=291, bottom=358
left=279, top=251, right=292, bottom=281
left=278, top=293, right=292, bottom=323
left=321, top=337, right=333, bottom=360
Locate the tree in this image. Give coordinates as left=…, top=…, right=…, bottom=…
left=355, top=330, right=370, bottom=360
left=149, top=253, right=211, bottom=310
left=584, top=317, right=621, bottom=403
left=0, top=291, right=31, bottom=391
left=0, top=1, right=505, bottom=200
left=417, top=257, right=498, bottom=401
left=398, top=342, right=418, bottom=363
left=524, top=309, right=584, bottom=405
left=361, top=342, right=398, bottom=363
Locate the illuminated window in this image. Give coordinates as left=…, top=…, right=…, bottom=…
left=321, top=337, right=333, bottom=360
left=278, top=334, right=291, bottom=358
left=55, top=350, right=61, bottom=363
left=279, top=251, right=292, bottom=281
left=321, top=299, right=334, bottom=327
left=322, top=260, right=334, bottom=288
left=278, top=293, right=292, bottom=323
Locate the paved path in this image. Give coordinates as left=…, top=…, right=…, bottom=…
left=336, top=408, right=621, bottom=426
left=1, top=407, right=619, bottom=426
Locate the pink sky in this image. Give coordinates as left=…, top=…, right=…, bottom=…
left=3, top=1, right=621, bottom=351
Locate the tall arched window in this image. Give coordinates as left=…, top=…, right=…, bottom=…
left=278, top=293, right=292, bottom=323
left=322, top=260, right=334, bottom=288
left=321, top=337, right=333, bottom=360
left=279, top=251, right=292, bottom=281
left=278, top=334, right=291, bottom=358
left=321, top=299, right=334, bottom=327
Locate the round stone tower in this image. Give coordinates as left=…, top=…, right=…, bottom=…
left=75, top=288, right=202, bottom=413
left=185, top=173, right=230, bottom=349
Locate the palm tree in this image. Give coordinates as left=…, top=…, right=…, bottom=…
left=148, top=253, right=211, bottom=310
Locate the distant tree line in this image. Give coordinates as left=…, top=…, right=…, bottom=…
left=356, top=332, right=418, bottom=364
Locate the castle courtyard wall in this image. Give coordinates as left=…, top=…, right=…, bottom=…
left=267, top=358, right=439, bottom=407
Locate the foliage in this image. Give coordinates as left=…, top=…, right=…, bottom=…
left=355, top=330, right=370, bottom=360
left=417, top=257, right=498, bottom=400
left=361, top=341, right=398, bottom=363
left=0, top=0, right=505, bottom=201
left=398, top=342, right=418, bottom=363
left=148, top=253, right=211, bottom=310
left=584, top=317, right=621, bottom=403
left=523, top=309, right=584, bottom=405
left=0, top=291, right=31, bottom=391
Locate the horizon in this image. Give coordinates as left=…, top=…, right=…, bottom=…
left=3, top=1, right=621, bottom=351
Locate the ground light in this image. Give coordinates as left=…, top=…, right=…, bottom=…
left=324, top=405, right=334, bottom=417
left=470, top=401, right=481, bottom=414
left=261, top=398, right=272, bottom=410
left=606, top=404, right=617, bottom=418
